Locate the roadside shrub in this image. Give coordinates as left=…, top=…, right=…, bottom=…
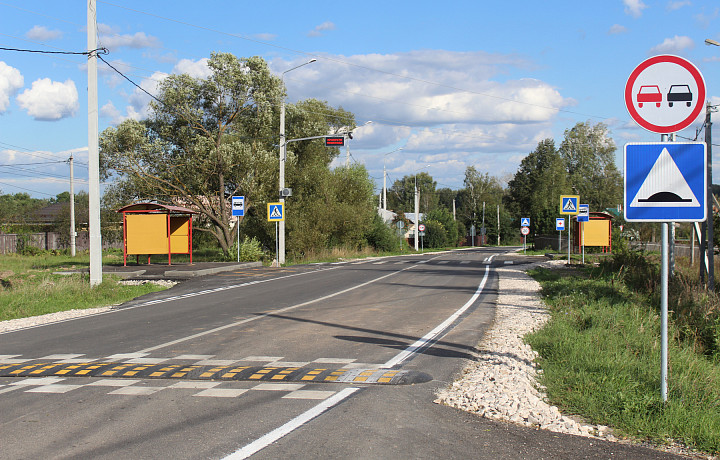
left=227, top=236, right=264, bottom=262
left=424, top=219, right=447, bottom=248
left=365, top=214, right=400, bottom=252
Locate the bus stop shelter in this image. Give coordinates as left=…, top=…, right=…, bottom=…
left=117, top=203, right=197, bottom=266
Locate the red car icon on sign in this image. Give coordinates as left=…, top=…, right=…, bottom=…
left=636, top=85, right=662, bottom=108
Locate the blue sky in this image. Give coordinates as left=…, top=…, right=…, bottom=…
left=1, top=0, right=720, bottom=199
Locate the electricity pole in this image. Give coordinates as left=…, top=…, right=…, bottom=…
left=69, top=154, right=76, bottom=257
left=87, top=0, right=102, bottom=285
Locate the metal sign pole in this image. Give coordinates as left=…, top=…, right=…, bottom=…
left=661, top=222, right=669, bottom=402
left=582, top=222, right=585, bottom=264
left=567, top=219, right=571, bottom=264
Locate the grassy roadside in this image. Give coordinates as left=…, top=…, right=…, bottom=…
left=526, top=255, right=720, bottom=455
left=0, top=252, right=168, bottom=322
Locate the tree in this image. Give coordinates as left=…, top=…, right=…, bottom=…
left=387, top=172, right=437, bottom=215
left=559, top=121, right=623, bottom=211
left=458, top=167, right=506, bottom=241
left=100, top=53, right=362, bottom=257
left=506, top=139, right=567, bottom=234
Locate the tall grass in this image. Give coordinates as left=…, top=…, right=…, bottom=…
left=527, top=250, right=720, bottom=454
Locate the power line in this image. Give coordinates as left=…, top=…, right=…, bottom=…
left=0, top=46, right=106, bottom=56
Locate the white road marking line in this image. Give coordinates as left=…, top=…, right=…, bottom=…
left=224, top=387, right=360, bottom=460
left=380, top=264, right=491, bottom=369
left=194, top=388, right=248, bottom=398
left=504, top=261, right=514, bottom=265
left=138, top=259, right=435, bottom=354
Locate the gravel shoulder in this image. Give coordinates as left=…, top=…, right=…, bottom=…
left=434, top=259, right=707, bottom=459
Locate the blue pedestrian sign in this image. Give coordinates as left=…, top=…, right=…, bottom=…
left=232, top=196, right=245, bottom=217
left=624, top=142, right=706, bottom=222
left=267, top=202, right=285, bottom=222
left=556, top=218, right=565, bottom=231
left=560, top=195, right=579, bottom=215
left=520, top=217, right=530, bottom=227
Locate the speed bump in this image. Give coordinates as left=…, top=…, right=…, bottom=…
left=0, top=362, right=431, bottom=385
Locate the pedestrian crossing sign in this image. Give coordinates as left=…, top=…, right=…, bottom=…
left=560, top=195, right=580, bottom=215
left=267, top=202, right=284, bottom=222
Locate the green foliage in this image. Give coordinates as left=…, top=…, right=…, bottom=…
left=527, top=262, right=720, bottom=454
left=227, top=236, right=264, bottom=262
left=506, top=138, right=567, bottom=234
left=387, top=172, right=437, bottom=214
left=365, top=214, right=402, bottom=252
left=425, top=208, right=458, bottom=245
left=423, top=219, right=447, bottom=248
left=559, top=121, right=623, bottom=211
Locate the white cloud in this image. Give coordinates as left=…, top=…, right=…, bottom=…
left=173, top=58, right=211, bottom=79
left=308, top=21, right=336, bottom=37
left=624, top=0, right=648, bottom=17
left=650, top=35, right=694, bottom=54
left=100, top=30, right=160, bottom=50
left=0, top=61, right=24, bottom=113
left=608, top=24, right=628, bottom=34
left=25, top=25, right=63, bottom=41
left=667, top=1, right=690, bottom=10
left=16, top=78, right=78, bottom=121
left=278, top=50, right=569, bottom=127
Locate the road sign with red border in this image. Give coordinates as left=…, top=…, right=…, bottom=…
left=625, top=55, right=706, bottom=134
left=521, top=226, right=530, bottom=236
left=418, top=224, right=426, bottom=231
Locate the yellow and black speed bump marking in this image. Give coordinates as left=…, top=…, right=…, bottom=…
left=0, top=362, right=431, bottom=385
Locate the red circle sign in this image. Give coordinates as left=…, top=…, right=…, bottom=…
left=521, top=226, right=530, bottom=235
left=625, top=55, right=706, bottom=134
left=418, top=224, right=425, bottom=231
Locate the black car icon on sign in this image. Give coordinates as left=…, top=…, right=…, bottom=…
left=667, top=85, right=692, bottom=107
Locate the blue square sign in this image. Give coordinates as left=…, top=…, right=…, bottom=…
left=232, top=196, right=245, bottom=217
left=624, top=142, right=706, bottom=222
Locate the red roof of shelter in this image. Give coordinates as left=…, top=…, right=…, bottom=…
left=116, top=202, right=197, bottom=214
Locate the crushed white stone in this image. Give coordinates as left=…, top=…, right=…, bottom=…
left=434, top=259, right=614, bottom=440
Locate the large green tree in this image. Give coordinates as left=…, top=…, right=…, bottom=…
left=387, top=172, right=437, bottom=215
left=100, top=53, right=365, bottom=256
left=559, top=121, right=623, bottom=211
left=506, top=138, right=568, bottom=234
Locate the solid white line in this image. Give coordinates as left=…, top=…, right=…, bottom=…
left=380, top=264, right=491, bottom=369
left=138, top=259, right=429, bottom=353
left=223, top=387, right=360, bottom=459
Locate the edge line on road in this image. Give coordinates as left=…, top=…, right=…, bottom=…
left=380, top=263, right=491, bottom=369
left=137, top=257, right=440, bottom=353
left=223, top=387, right=360, bottom=460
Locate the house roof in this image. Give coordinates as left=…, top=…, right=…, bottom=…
left=31, top=202, right=67, bottom=223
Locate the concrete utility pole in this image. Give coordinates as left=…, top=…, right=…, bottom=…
left=706, top=102, right=716, bottom=290
left=414, top=180, right=419, bottom=251
left=69, top=154, right=76, bottom=257
left=87, top=0, right=102, bottom=285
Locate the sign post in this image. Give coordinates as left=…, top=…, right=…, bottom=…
left=267, top=202, right=285, bottom=266
left=232, top=196, right=245, bottom=262
left=556, top=217, right=565, bottom=252
left=560, top=195, right=579, bottom=264
left=625, top=54, right=707, bottom=403
left=577, top=204, right=589, bottom=264
left=520, top=226, right=530, bottom=253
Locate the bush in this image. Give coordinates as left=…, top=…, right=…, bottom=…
left=365, top=214, right=401, bottom=252
left=238, top=236, right=264, bottom=262
left=424, top=219, right=447, bottom=248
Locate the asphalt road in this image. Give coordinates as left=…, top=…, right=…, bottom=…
left=0, top=248, right=684, bottom=459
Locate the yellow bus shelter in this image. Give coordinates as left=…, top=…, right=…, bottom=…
left=117, top=203, right=197, bottom=266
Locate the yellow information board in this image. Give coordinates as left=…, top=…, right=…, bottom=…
left=582, top=220, right=611, bottom=247
left=126, top=214, right=168, bottom=255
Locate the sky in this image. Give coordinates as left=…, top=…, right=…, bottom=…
left=1, top=0, right=720, bottom=200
